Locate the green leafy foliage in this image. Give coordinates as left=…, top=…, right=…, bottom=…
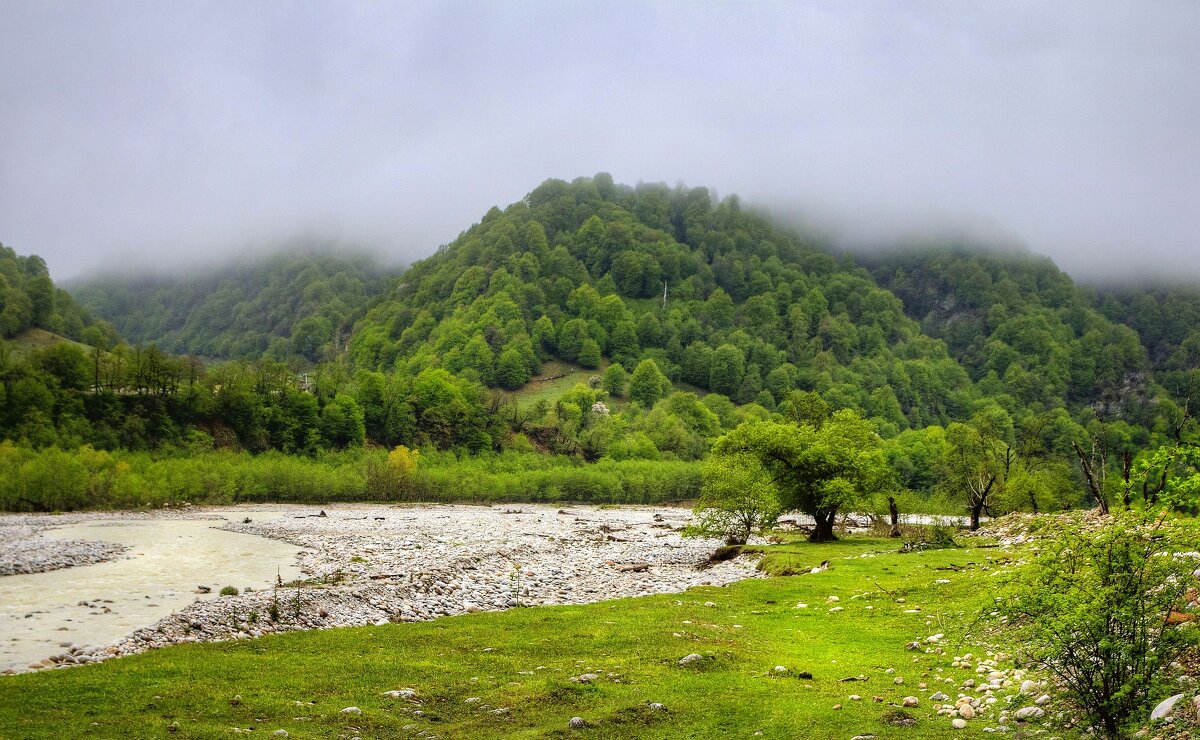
left=0, top=443, right=701, bottom=512
left=995, top=511, right=1200, bottom=738
left=348, top=175, right=980, bottom=432
left=6, top=176, right=1200, bottom=520
left=689, top=452, right=780, bottom=545
left=0, top=243, right=117, bottom=345
left=711, top=409, right=894, bottom=541
left=71, top=251, right=398, bottom=361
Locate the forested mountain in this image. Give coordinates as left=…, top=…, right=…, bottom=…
left=0, top=243, right=118, bottom=347
left=863, top=247, right=1149, bottom=418
left=349, top=175, right=980, bottom=434
left=72, top=252, right=399, bottom=362
left=3, top=174, right=1199, bottom=516
left=1093, top=286, right=1200, bottom=409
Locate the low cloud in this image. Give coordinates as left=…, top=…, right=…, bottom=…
left=1, top=2, right=1197, bottom=282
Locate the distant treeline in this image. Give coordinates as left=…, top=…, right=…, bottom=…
left=0, top=444, right=702, bottom=512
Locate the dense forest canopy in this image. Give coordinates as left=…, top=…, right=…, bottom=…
left=0, top=243, right=118, bottom=347
left=71, top=252, right=400, bottom=362
left=0, top=174, right=1196, bottom=516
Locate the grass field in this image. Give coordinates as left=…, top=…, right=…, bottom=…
left=0, top=535, right=1065, bottom=739
left=511, top=361, right=601, bottom=409
left=3, top=327, right=97, bottom=358
left=510, top=360, right=709, bottom=412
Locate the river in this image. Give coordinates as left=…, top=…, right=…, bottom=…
left=0, top=517, right=304, bottom=672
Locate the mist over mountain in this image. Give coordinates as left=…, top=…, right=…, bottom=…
left=2, top=3, right=1198, bottom=283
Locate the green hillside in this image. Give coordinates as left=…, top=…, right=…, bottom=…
left=349, top=175, right=980, bottom=433
left=863, top=246, right=1149, bottom=418
left=1, top=174, right=1198, bottom=518
left=71, top=251, right=400, bottom=362
left=0, top=243, right=118, bottom=347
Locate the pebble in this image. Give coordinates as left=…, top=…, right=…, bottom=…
left=568, top=716, right=586, bottom=729
left=952, top=718, right=967, bottom=729
left=680, top=653, right=704, bottom=666
left=0, top=525, right=128, bottom=575
left=340, top=707, right=361, bottom=714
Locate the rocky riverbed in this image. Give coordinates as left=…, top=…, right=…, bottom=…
left=0, top=521, right=129, bottom=575
left=1, top=504, right=759, bottom=674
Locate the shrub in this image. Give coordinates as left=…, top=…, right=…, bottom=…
left=688, top=452, right=779, bottom=545
left=995, top=511, right=1200, bottom=738
left=219, top=586, right=239, bottom=596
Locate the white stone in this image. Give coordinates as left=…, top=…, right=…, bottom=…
left=1150, top=693, right=1185, bottom=721
left=1014, top=706, right=1045, bottom=721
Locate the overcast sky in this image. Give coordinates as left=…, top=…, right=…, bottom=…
left=2, top=1, right=1198, bottom=283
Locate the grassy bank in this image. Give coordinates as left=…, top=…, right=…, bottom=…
left=0, top=536, right=1061, bottom=739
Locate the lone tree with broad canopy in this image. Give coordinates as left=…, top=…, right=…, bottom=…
left=711, top=408, right=894, bottom=542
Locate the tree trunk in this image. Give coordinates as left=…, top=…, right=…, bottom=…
left=1073, top=440, right=1110, bottom=514
left=810, top=510, right=838, bottom=542
left=969, top=503, right=983, bottom=531
left=887, top=496, right=901, bottom=537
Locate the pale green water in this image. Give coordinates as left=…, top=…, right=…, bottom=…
left=0, top=518, right=304, bottom=672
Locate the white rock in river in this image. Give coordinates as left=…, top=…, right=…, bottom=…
left=1150, top=693, right=1185, bottom=721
